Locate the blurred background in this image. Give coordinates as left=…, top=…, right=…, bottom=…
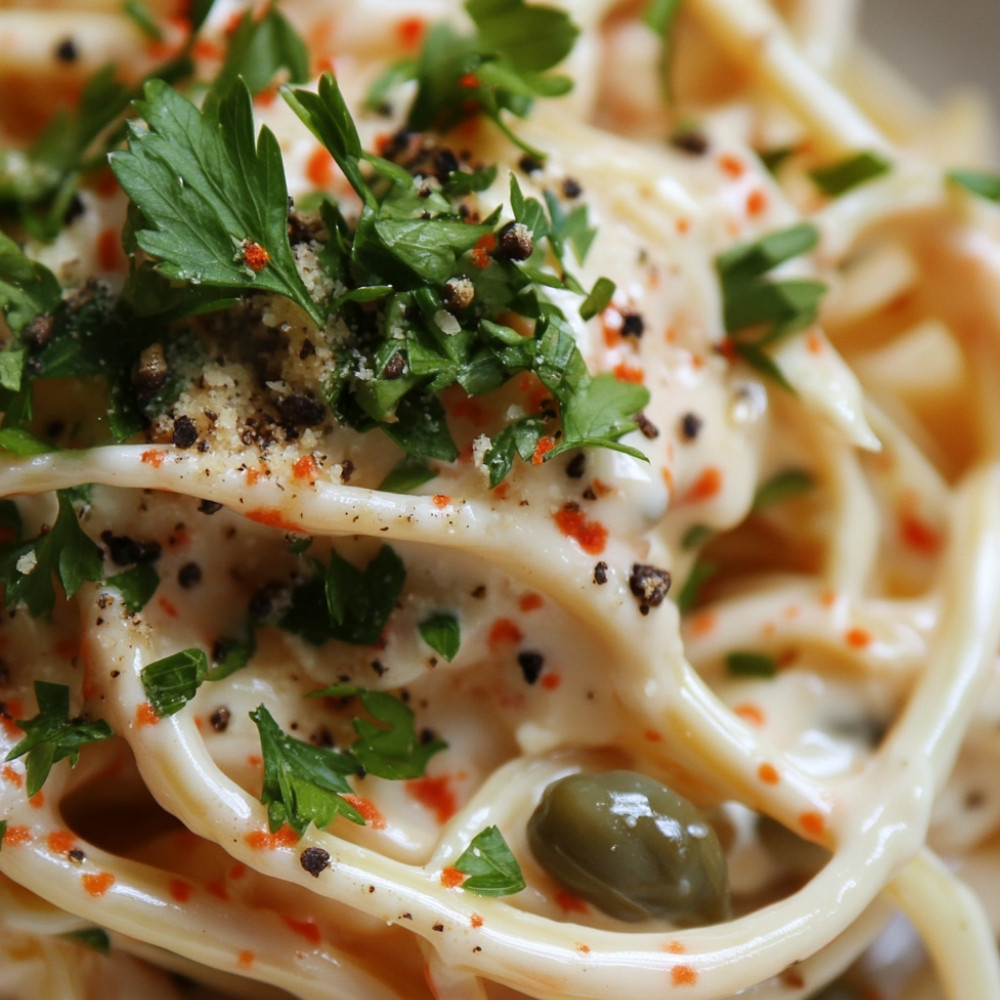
left=861, top=0, right=1000, bottom=106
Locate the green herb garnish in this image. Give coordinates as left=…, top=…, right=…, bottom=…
left=809, top=151, right=890, bottom=197
left=107, top=562, right=160, bottom=613
left=309, top=684, right=447, bottom=780
left=676, top=560, right=716, bottom=614
left=418, top=612, right=462, bottom=662
left=250, top=704, right=363, bottom=835
left=141, top=648, right=209, bottom=717
left=751, top=468, right=815, bottom=511
left=454, top=825, right=526, bottom=896
left=716, top=223, right=826, bottom=385
left=63, top=927, right=112, bottom=954
left=5, top=682, right=114, bottom=796
left=725, top=651, right=777, bottom=678
left=0, top=490, right=103, bottom=617
left=948, top=168, right=1000, bottom=201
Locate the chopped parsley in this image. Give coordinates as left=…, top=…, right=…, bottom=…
left=751, top=468, right=815, bottom=511
left=5, top=681, right=114, bottom=797
left=0, top=490, right=103, bottom=617
left=725, top=651, right=777, bottom=678
left=418, top=612, right=462, bottom=662
left=106, top=562, right=160, bottom=613
left=372, top=0, right=579, bottom=158
left=948, top=168, right=1000, bottom=202
left=250, top=703, right=363, bottom=834
left=808, top=151, right=890, bottom=197
left=141, top=649, right=209, bottom=718
left=63, top=927, right=112, bottom=955
left=252, top=687, right=445, bottom=835
left=716, top=223, right=826, bottom=387
left=309, top=684, right=447, bottom=780
left=454, top=825, right=526, bottom=896
left=676, top=559, right=716, bottom=614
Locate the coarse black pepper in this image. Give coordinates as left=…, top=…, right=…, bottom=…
left=628, top=563, right=671, bottom=614
left=209, top=707, right=231, bottom=733
left=442, top=275, right=476, bottom=311
left=680, top=412, right=703, bottom=441
left=55, top=37, right=78, bottom=63
left=68, top=848, right=85, bottom=863
left=670, top=128, right=710, bottom=155
left=635, top=412, right=659, bottom=439
left=593, top=561, right=608, bottom=585
left=518, top=651, right=545, bottom=685
left=340, top=459, right=355, bottom=483
left=101, top=531, right=162, bottom=566
left=300, top=846, right=331, bottom=878
left=562, top=177, right=582, bottom=199
left=382, top=354, right=406, bottom=380
left=177, top=562, right=202, bottom=589
left=566, top=453, right=586, bottom=479
left=497, top=221, right=533, bottom=261
left=131, top=343, right=168, bottom=399
left=278, top=392, right=326, bottom=428
left=172, top=415, right=198, bottom=449
left=621, top=313, right=645, bottom=338
left=198, top=499, right=223, bottom=515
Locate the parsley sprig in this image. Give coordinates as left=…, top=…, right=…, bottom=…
left=0, top=491, right=102, bottom=617
left=716, top=223, right=826, bottom=387
left=251, top=687, right=445, bottom=836
left=371, top=0, right=578, bottom=158
left=5, top=682, right=114, bottom=797
left=283, top=74, right=649, bottom=478
left=110, top=80, right=323, bottom=325
left=454, top=825, right=526, bottom=896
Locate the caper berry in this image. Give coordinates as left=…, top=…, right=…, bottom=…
left=528, top=770, right=731, bottom=926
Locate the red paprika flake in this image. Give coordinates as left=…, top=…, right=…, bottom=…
left=241, top=240, right=270, bottom=272
left=553, top=505, right=608, bottom=555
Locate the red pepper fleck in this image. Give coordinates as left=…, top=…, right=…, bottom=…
left=470, top=913, right=484, bottom=928
left=206, top=879, right=228, bottom=900
left=683, top=467, right=723, bottom=503
left=644, top=729, right=662, bottom=742
left=292, top=454, right=318, bottom=484
left=396, top=16, right=425, bottom=49
left=97, top=227, right=123, bottom=272
left=672, top=965, right=698, bottom=986
left=613, top=362, right=645, bottom=384
left=47, top=831, right=76, bottom=854
left=192, top=37, right=224, bottom=61
left=531, top=436, right=555, bottom=465
left=242, top=241, right=270, bottom=272
left=282, top=916, right=322, bottom=944
left=734, top=703, right=766, bottom=726
left=540, top=673, right=561, bottom=691
left=519, top=593, right=543, bottom=612
left=238, top=950, right=255, bottom=967
left=758, top=763, right=780, bottom=785
left=746, top=188, right=767, bottom=216
left=306, top=146, right=337, bottom=188
left=28, top=791, right=44, bottom=809
left=846, top=627, right=871, bottom=649
left=407, top=774, right=458, bottom=824
left=553, top=506, right=608, bottom=555
left=343, top=794, right=386, bottom=829
left=1, top=764, right=23, bottom=787
left=246, top=508, right=301, bottom=532
left=82, top=872, right=115, bottom=897
left=2, top=825, right=32, bottom=847
left=470, top=233, right=496, bottom=269
left=135, top=702, right=160, bottom=727
left=555, top=889, right=588, bottom=913
left=141, top=449, right=166, bottom=468
left=158, top=596, right=179, bottom=618
left=664, top=940, right=686, bottom=954
left=459, top=72, right=480, bottom=89
left=169, top=878, right=193, bottom=903
left=718, top=153, right=745, bottom=178
left=800, top=811, right=825, bottom=840
left=899, top=510, right=943, bottom=554
left=440, top=866, right=465, bottom=888
left=432, top=494, right=451, bottom=509
left=488, top=618, right=523, bottom=648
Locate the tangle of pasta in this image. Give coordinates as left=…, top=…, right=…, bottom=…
left=2, top=1, right=1000, bottom=999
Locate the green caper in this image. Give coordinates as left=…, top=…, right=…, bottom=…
left=527, top=770, right=731, bottom=926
